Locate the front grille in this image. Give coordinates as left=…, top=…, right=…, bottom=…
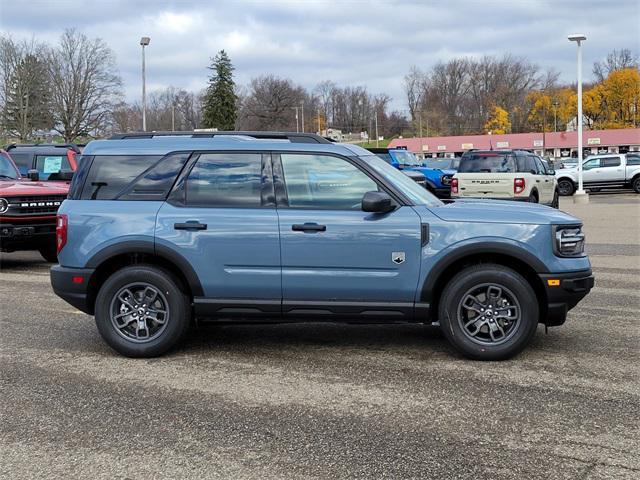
left=2, top=195, right=65, bottom=217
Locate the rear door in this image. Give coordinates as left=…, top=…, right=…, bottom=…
left=274, top=152, right=422, bottom=318
left=155, top=151, right=281, bottom=316
left=598, top=156, right=625, bottom=184
left=456, top=153, right=516, bottom=198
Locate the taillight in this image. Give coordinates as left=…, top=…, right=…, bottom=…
left=514, top=178, right=525, bottom=194
left=451, top=178, right=459, bottom=195
left=56, top=214, right=68, bottom=254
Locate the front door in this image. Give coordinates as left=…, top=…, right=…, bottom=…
left=155, top=152, right=281, bottom=316
left=274, top=152, right=423, bottom=319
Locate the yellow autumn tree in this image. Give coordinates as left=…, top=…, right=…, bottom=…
left=527, top=88, right=577, bottom=131
left=484, top=106, right=511, bottom=134
left=599, top=68, right=640, bottom=128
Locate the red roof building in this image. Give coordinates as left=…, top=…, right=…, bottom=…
left=389, top=128, right=640, bottom=158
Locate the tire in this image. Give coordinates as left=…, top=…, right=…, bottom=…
left=557, top=179, right=575, bottom=196
left=438, top=264, right=539, bottom=361
left=633, top=177, right=640, bottom=194
left=39, top=244, right=58, bottom=263
left=528, top=191, right=539, bottom=203
left=551, top=190, right=559, bottom=209
left=94, top=265, right=191, bottom=357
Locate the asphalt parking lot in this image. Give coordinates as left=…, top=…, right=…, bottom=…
left=1, top=193, right=638, bottom=479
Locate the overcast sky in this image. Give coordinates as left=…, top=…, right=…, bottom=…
left=2, top=0, right=639, bottom=110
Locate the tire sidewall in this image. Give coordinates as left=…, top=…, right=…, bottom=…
left=438, top=266, right=539, bottom=360
left=633, top=177, right=640, bottom=194
left=558, top=179, right=574, bottom=196
left=95, top=265, right=189, bottom=357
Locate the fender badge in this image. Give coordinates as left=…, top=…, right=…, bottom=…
left=392, top=252, right=405, bottom=264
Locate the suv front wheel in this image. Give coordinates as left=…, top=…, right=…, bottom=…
left=94, top=265, right=191, bottom=357
left=438, top=264, right=539, bottom=360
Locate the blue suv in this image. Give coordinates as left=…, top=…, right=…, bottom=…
left=367, top=147, right=455, bottom=198
left=51, top=131, right=594, bottom=360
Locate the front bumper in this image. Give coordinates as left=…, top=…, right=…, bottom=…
left=50, top=265, right=95, bottom=314
left=0, top=220, right=56, bottom=251
left=538, top=269, right=594, bottom=326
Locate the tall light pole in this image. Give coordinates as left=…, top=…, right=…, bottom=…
left=568, top=33, right=588, bottom=203
left=553, top=100, right=559, bottom=132
left=140, top=36, right=150, bottom=132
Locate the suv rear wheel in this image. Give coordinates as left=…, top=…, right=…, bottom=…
left=438, top=264, right=539, bottom=360
left=94, top=265, right=191, bottom=357
left=557, top=179, right=575, bottom=196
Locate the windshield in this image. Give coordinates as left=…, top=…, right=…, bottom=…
left=0, top=153, right=20, bottom=179
left=359, top=155, right=442, bottom=207
left=458, top=153, right=515, bottom=173
left=391, top=150, right=421, bottom=167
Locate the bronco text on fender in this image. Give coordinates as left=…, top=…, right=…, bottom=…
left=51, top=131, right=594, bottom=360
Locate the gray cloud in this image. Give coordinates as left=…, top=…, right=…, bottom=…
left=1, top=0, right=638, bottom=110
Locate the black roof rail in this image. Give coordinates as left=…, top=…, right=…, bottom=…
left=5, top=143, right=81, bottom=153
left=108, top=131, right=333, bottom=144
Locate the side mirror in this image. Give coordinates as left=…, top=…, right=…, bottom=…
left=27, top=169, right=39, bottom=181
left=547, top=168, right=556, bottom=175
left=362, top=191, right=394, bottom=213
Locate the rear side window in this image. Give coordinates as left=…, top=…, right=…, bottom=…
left=8, top=152, right=31, bottom=174
left=601, top=157, right=621, bottom=167
left=81, top=155, right=162, bottom=200
left=458, top=154, right=515, bottom=173
left=34, top=154, right=73, bottom=180
left=185, top=153, right=262, bottom=207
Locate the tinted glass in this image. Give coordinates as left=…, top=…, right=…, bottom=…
left=8, top=152, right=31, bottom=174
left=0, top=153, right=19, bottom=179
left=533, top=156, right=546, bottom=174
left=601, top=157, right=621, bottom=167
left=627, top=154, right=640, bottom=166
left=459, top=154, right=515, bottom=173
left=374, top=153, right=392, bottom=164
left=34, top=154, right=73, bottom=180
left=186, top=153, right=262, bottom=207
left=281, top=154, right=378, bottom=209
left=81, top=155, right=162, bottom=200
left=120, top=152, right=190, bottom=200
left=425, top=159, right=452, bottom=169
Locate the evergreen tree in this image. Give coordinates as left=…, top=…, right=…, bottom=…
left=202, top=50, right=237, bottom=130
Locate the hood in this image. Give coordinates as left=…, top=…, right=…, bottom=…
left=431, top=198, right=581, bottom=225
left=0, top=179, right=69, bottom=196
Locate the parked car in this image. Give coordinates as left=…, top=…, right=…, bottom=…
left=51, top=131, right=593, bottom=360
left=555, top=153, right=640, bottom=195
left=368, top=148, right=454, bottom=198
left=0, top=149, right=68, bottom=262
left=451, top=149, right=559, bottom=207
left=5, top=143, right=79, bottom=182
left=423, top=157, right=460, bottom=191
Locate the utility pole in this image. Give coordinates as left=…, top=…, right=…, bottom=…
left=419, top=112, right=423, bottom=137
left=140, top=37, right=150, bottom=131
left=553, top=100, right=559, bottom=132
left=374, top=113, right=379, bottom=148
left=301, top=101, right=305, bottom=133
left=293, top=107, right=299, bottom=133
left=317, top=110, right=321, bottom=134
left=171, top=103, right=175, bottom=131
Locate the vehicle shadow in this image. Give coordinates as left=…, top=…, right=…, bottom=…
left=0, top=252, right=52, bottom=272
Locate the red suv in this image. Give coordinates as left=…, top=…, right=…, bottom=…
left=0, top=149, right=69, bottom=262
left=5, top=143, right=79, bottom=183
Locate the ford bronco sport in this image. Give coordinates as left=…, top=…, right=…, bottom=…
left=51, top=131, right=593, bottom=360
left=0, top=149, right=68, bottom=262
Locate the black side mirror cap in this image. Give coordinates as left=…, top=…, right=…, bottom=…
left=362, top=191, right=394, bottom=213
left=27, top=169, right=39, bottom=181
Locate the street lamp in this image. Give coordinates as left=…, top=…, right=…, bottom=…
left=140, top=36, right=150, bottom=132
left=568, top=33, right=588, bottom=203
left=553, top=100, right=559, bottom=132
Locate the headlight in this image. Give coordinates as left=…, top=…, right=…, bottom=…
left=554, top=225, right=585, bottom=257
left=441, top=175, right=452, bottom=185
left=0, top=198, right=8, bottom=214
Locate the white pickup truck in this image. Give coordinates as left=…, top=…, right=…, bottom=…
left=555, top=153, right=640, bottom=195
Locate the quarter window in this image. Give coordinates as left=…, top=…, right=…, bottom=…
left=186, top=153, right=262, bottom=207
left=280, top=154, right=378, bottom=209
left=81, top=155, right=162, bottom=200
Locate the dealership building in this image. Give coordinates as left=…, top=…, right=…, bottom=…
left=389, top=128, right=640, bottom=159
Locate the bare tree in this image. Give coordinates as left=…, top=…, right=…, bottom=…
left=47, top=29, right=122, bottom=141
left=0, top=36, right=52, bottom=140
left=593, top=48, right=639, bottom=82
left=403, top=66, right=427, bottom=123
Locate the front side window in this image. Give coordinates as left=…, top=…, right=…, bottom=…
left=582, top=158, right=601, bottom=170
left=280, top=154, right=378, bottom=209
left=601, top=157, right=621, bottom=168
left=186, top=153, right=262, bottom=207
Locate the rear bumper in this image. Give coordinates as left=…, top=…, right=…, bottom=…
left=50, top=265, right=95, bottom=314
left=538, top=269, right=594, bottom=326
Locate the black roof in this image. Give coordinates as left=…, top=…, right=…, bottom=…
left=5, top=143, right=81, bottom=153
